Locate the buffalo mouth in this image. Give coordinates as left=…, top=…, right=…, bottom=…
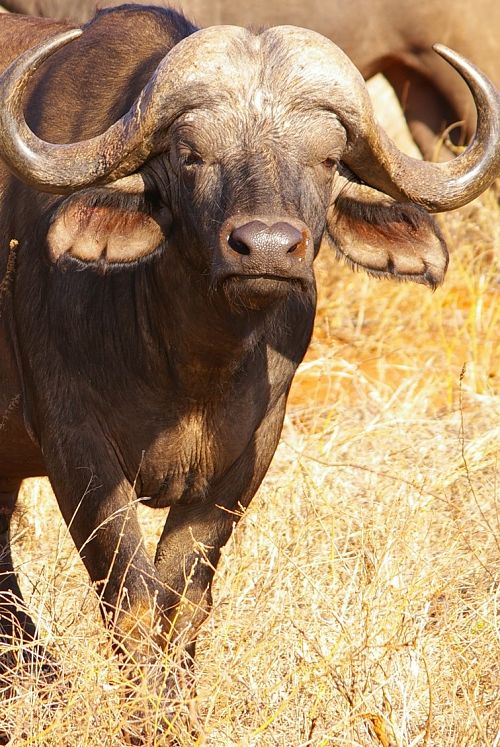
left=218, top=272, right=313, bottom=310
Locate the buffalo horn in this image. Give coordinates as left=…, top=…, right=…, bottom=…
left=0, top=26, right=498, bottom=207
left=0, top=29, right=155, bottom=193
left=341, top=44, right=500, bottom=211
left=0, top=26, right=256, bottom=193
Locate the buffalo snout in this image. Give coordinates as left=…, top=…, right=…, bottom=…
left=218, top=215, right=314, bottom=285
left=229, top=220, right=304, bottom=259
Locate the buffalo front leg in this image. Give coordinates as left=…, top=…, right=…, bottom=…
left=44, top=448, right=171, bottom=666
left=154, top=502, right=239, bottom=662
left=153, top=408, right=286, bottom=679
left=152, top=500, right=240, bottom=729
left=0, top=480, right=37, bottom=648
left=44, top=435, right=198, bottom=745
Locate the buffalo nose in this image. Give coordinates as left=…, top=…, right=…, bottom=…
left=228, top=220, right=305, bottom=259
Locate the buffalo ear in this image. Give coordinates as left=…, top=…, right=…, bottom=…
left=47, top=178, right=171, bottom=267
left=326, top=171, right=448, bottom=288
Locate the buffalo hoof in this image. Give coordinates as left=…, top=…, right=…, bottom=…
left=0, top=641, right=59, bottom=690
left=0, top=641, right=65, bottom=745
left=120, top=663, right=200, bottom=746
left=122, top=709, right=189, bottom=747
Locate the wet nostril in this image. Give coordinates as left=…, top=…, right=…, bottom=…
left=271, top=223, right=303, bottom=254
left=228, top=221, right=267, bottom=256
left=228, top=233, right=251, bottom=255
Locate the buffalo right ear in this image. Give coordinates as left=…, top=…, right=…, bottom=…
left=326, top=169, right=448, bottom=288
left=47, top=176, right=171, bottom=267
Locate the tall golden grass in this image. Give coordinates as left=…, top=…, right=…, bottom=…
left=1, top=78, right=499, bottom=745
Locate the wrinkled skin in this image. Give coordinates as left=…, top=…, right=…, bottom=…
left=0, top=0, right=498, bottom=158
left=0, top=6, right=474, bottom=736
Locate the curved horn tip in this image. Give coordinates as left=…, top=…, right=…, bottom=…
left=432, top=43, right=469, bottom=69
left=50, top=28, right=83, bottom=40
left=3, top=28, right=84, bottom=76
left=431, top=43, right=489, bottom=78
left=432, top=43, right=452, bottom=57
left=57, top=28, right=82, bottom=40
left=39, top=28, right=83, bottom=53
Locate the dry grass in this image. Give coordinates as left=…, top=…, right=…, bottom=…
left=1, top=79, right=499, bottom=745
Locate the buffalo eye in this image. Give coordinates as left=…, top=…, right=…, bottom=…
left=184, top=152, right=204, bottom=167
left=321, top=157, right=337, bottom=170
left=179, top=146, right=205, bottom=167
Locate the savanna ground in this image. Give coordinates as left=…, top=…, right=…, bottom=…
left=1, top=77, right=499, bottom=746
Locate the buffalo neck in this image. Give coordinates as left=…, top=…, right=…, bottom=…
left=132, top=251, right=290, bottom=394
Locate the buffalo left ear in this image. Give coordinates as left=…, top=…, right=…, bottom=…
left=326, top=171, right=448, bottom=288
left=47, top=176, right=171, bottom=267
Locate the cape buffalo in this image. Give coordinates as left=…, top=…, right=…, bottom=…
left=0, top=3, right=498, bottom=725
left=0, top=0, right=498, bottom=159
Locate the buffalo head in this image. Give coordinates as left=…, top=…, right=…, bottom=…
left=0, top=23, right=499, bottom=307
